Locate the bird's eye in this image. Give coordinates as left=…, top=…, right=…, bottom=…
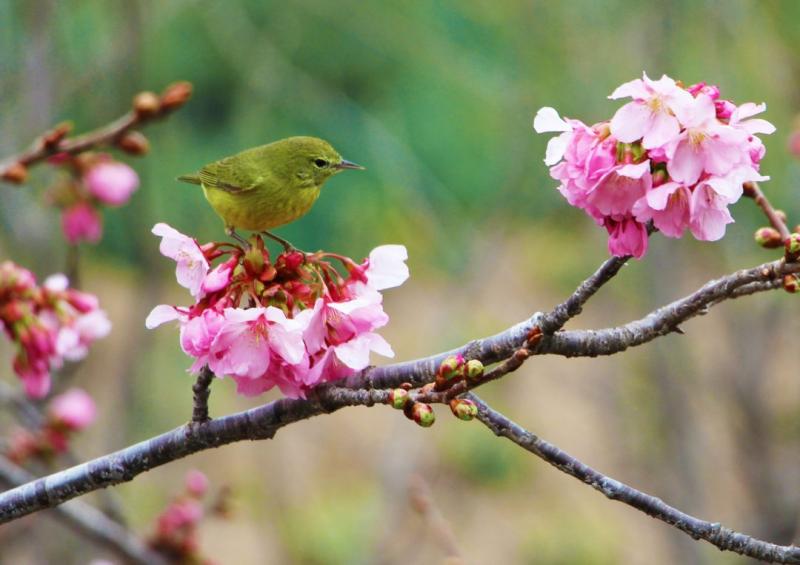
left=314, top=159, right=328, bottom=168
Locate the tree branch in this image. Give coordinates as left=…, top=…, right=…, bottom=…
left=0, top=455, right=167, bottom=565
left=0, top=256, right=795, bottom=523
left=467, top=393, right=800, bottom=564
left=0, top=81, right=192, bottom=182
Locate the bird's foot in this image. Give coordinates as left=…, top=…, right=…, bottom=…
left=261, top=231, right=307, bottom=261
left=225, top=227, right=252, bottom=249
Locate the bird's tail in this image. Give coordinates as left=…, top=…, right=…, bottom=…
left=176, top=173, right=201, bottom=185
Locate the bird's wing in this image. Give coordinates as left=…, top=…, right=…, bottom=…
left=199, top=156, right=261, bottom=195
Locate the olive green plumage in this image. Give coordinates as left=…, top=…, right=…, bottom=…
left=177, top=136, right=363, bottom=232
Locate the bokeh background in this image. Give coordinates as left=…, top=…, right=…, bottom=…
left=1, top=1, right=800, bottom=563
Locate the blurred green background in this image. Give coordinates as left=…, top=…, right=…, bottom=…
left=1, top=0, right=799, bottom=563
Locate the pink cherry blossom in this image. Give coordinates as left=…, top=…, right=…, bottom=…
left=548, top=120, right=617, bottom=210
left=632, top=181, right=691, bottom=238
left=604, top=217, right=649, bottom=258
left=609, top=73, right=693, bottom=149
left=667, top=94, right=751, bottom=185
left=84, top=161, right=140, bottom=206
left=586, top=161, right=652, bottom=217
left=62, top=201, right=102, bottom=244
left=688, top=167, right=768, bottom=241
left=533, top=107, right=574, bottom=166
left=180, top=309, right=224, bottom=372
left=56, top=310, right=112, bottom=362
left=207, top=307, right=306, bottom=392
left=152, top=223, right=209, bottom=298
left=49, top=388, right=96, bottom=430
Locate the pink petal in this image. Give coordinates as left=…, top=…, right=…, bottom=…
left=642, top=111, right=680, bottom=149
left=366, top=245, right=409, bottom=290
left=533, top=107, right=571, bottom=133
left=610, top=102, right=652, bottom=143
left=145, top=305, right=181, bottom=329
left=608, top=78, right=649, bottom=100
left=667, top=139, right=704, bottom=185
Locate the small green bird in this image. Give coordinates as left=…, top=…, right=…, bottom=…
left=177, top=136, right=364, bottom=247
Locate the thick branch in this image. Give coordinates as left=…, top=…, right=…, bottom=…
left=0, top=257, right=795, bottom=522
left=467, top=393, right=800, bottom=564
left=0, top=455, right=166, bottom=565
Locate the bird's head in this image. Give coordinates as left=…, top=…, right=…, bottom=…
left=278, top=136, right=364, bottom=189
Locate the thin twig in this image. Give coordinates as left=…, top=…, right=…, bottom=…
left=0, top=455, right=167, bottom=565
left=0, top=81, right=191, bottom=180
left=745, top=181, right=791, bottom=243
left=467, top=393, right=800, bottom=564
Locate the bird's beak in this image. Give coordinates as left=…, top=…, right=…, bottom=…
left=336, top=159, right=365, bottom=170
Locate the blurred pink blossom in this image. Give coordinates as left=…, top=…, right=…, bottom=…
left=84, top=161, right=139, bottom=206
left=49, top=388, right=96, bottom=430
left=62, top=201, right=102, bottom=244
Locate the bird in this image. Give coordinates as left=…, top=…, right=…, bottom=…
left=177, top=136, right=364, bottom=249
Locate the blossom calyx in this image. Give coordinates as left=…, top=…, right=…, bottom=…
left=409, top=402, right=435, bottom=427
left=389, top=388, right=410, bottom=409
left=449, top=398, right=478, bottom=421
left=754, top=227, right=782, bottom=249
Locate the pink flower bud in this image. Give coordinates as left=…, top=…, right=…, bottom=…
left=754, top=227, right=782, bottom=249
left=449, top=398, right=479, bottom=421
left=185, top=470, right=209, bottom=498
left=409, top=402, right=435, bottom=427
left=65, top=289, right=100, bottom=313
left=389, top=388, right=409, bottom=409
left=714, top=99, right=736, bottom=120
left=201, top=259, right=235, bottom=294
left=49, top=388, right=96, bottom=430
left=62, top=201, right=102, bottom=244
left=84, top=161, right=139, bottom=206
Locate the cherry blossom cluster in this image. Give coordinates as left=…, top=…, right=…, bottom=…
left=148, top=470, right=226, bottom=564
left=146, top=224, right=409, bottom=398
left=46, top=152, right=140, bottom=244
left=0, top=262, right=110, bottom=397
left=534, top=73, right=776, bottom=258
left=7, top=388, right=96, bottom=463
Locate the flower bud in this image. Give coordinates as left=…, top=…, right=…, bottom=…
left=449, top=398, right=478, bottom=421
left=410, top=402, right=435, bottom=427
left=437, top=355, right=464, bottom=382
left=464, top=359, right=484, bottom=380
left=783, top=274, right=800, bottom=294
left=133, top=91, right=161, bottom=117
left=754, top=227, right=782, bottom=249
left=1, top=162, right=28, bottom=184
left=278, top=250, right=306, bottom=272
left=185, top=469, right=209, bottom=498
left=117, top=131, right=150, bottom=155
left=785, top=233, right=800, bottom=257
left=389, top=388, right=409, bottom=409
left=775, top=210, right=788, bottom=225
left=42, top=122, right=72, bottom=148
left=160, top=81, right=193, bottom=112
